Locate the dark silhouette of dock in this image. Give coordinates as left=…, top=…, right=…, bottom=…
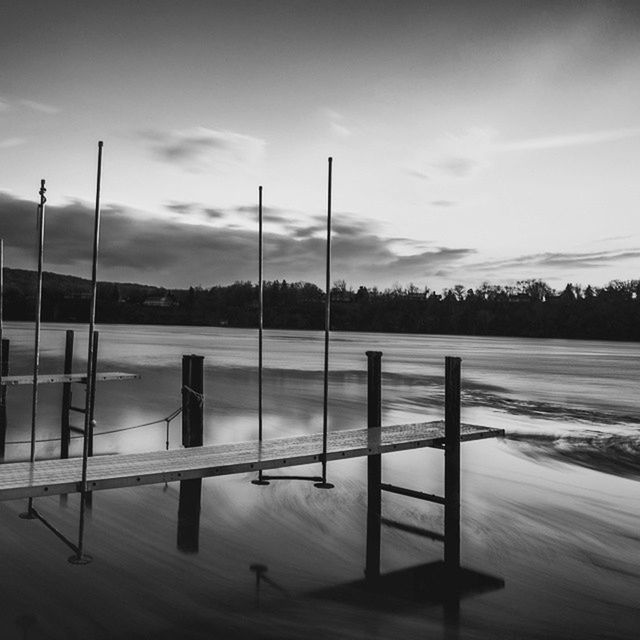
left=0, top=420, right=501, bottom=500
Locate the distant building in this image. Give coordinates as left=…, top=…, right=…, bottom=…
left=143, top=296, right=175, bottom=308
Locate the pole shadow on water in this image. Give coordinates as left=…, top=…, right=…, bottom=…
left=311, top=353, right=504, bottom=634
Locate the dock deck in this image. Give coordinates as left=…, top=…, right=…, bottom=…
left=1, top=372, right=139, bottom=386
left=0, top=421, right=503, bottom=500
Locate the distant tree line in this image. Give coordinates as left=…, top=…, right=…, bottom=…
left=3, top=268, right=640, bottom=341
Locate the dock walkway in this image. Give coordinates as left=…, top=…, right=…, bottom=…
left=0, top=421, right=502, bottom=501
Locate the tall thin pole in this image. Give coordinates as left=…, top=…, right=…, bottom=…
left=252, top=186, right=269, bottom=485
left=21, top=181, right=46, bottom=518
left=315, top=157, right=334, bottom=489
left=71, top=140, right=103, bottom=564
left=0, top=238, right=4, bottom=459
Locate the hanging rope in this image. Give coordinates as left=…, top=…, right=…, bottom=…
left=182, top=384, right=204, bottom=407
left=4, top=406, right=182, bottom=446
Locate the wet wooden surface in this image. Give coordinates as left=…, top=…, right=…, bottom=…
left=0, top=421, right=503, bottom=500
left=1, top=372, right=139, bottom=386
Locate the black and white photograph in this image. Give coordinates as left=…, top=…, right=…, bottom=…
left=1, top=1, right=639, bottom=638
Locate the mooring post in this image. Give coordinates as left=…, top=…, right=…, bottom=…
left=87, top=331, right=99, bottom=458
left=182, top=354, right=204, bottom=447
left=60, top=330, right=74, bottom=460
left=444, top=356, right=461, bottom=576
left=0, top=339, right=8, bottom=460
left=365, top=350, right=382, bottom=581
left=178, top=354, right=204, bottom=552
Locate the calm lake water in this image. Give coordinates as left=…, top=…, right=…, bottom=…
left=1, top=322, right=639, bottom=639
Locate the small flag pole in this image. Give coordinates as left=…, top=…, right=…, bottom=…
left=315, top=157, right=335, bottom=489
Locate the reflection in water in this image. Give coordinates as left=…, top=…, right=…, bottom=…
left=1, top=324, right=640, bottom=638
left=177, top=478, right=202, bottom=554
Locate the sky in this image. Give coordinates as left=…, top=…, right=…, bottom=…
left=1, top=0, right=640, bottom=291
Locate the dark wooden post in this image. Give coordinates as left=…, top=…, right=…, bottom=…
left=182, top=354, right=204, bottom=447
left=178, top=354, right=204, bottom=553
left=0, top=339, right=8, bottom=459
left=60, top=330, right=74, bottom=459
left=365, top=350, right=382, bottom=581
left=444, top=356, right=461, bottom=575
left=87, top=331, right=99, bottom=458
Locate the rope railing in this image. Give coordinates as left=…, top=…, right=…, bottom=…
left=4, top=406, right=183, bottom=446
left=3, top=383, right=206, bottom=448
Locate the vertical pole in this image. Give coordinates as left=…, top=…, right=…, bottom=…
left=0, top=339, right=8, bottom=460
left=444, top=356, right=461, bottom=576
left=87, top=331, right=99, bottom=458
left=21, top=180, right=47, bottom=520
left=181, top=354, right=204, bottom=447
left=252, top=186, right=269, bottom=486
left=0, top=238, right=4, bottom=460
left=177, top=354, right=204, bottom=552
left=70, top=140, right=103, bottom=564
left=315, top=157, right=334, bottom=489
left=60, top=329, right=74, bottom=460
left=365, top=350, right=382, bottom=581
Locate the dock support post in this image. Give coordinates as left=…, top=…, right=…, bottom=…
left=60, top=330, right=74, bottom=460
left=182, top=354, right=204, bottom=447
left=444, top=356, right=461, bottom=575
left=87, top=331, right=99, bottom=459
left=178, top=354, right=204, bottom=553
left=0, top=339, right=8, bottom=460
left=365, top=350, right=382, bottom=581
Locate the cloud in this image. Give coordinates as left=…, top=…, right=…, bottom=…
left=142, top=127, right=265, bottom=172
left=0, top=191, right=473, bottom=289
left=430, top=200, right=455, bottom=207
left=233, top=205, right=292, bottom=223
left=500, top=126, right=640, bottom=153
left=19, top=99, right=59, bottom=114
left=203, top=208, right=226, bottom=220
left=0, top=98, right=9, bottom=112
left=323, top=108, right=352, bottom=138
left=0, top=137, right=26, bottom=149
left=422, top=128, right=496, bottom=180
left=470, top=248, right=640, bottom=272
left=164, top=201, right=198, bottom=215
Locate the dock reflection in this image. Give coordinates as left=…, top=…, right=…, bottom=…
left=176, top=478, right=202, bottom=553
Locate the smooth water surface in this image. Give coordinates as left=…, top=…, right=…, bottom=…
left=1, top=323, right=639, bottom=639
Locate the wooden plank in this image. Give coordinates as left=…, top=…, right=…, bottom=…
left=1, top=372, right=139, bottom=386
left=0, top=421, right=504, bottom=501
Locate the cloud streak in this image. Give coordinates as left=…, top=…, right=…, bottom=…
left=0, top=192, right=473, bottom=288
left=500, top=127, right=640, bottom=153
left=19, top=99, right=59, bottom=114
left=469, top=248, right=640, bottom=273
left=142, top=127, right=265, bottom=172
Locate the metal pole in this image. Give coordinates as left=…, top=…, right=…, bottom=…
left=60, top=330, right=74, bottom=460
left=253, top=186, right=269, bottom=485
left=444, top=356, right=461, bottom=576
left=0, top=239, right=4, bottom=460
left=365, top=350, right=382, bottom=580
left=315, top=157, right=334, bottom=489
left=71, top=140, right=103, bottom=564
left=20, top=181, right=46, bottom=520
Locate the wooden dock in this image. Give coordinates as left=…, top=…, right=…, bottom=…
left=1, top=372, right=139, bottom=386
left=0, top=421, right=501, bottom=501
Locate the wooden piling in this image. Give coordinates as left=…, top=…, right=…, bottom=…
left=60, top=330, right=74, bottom=459
left=365, top=350, right=382, bottom=580
left=0, top=339, right=8, bottom=460
left=182, top=354, right=204, bottom=447
left=87, top=331, right=99, bottom=458
left=444, top=356, right=461, bottom=574
left=178, top=354, right=204, bottom=552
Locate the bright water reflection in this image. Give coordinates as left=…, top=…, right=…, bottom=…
left=1, top=322, right=639, bottom=639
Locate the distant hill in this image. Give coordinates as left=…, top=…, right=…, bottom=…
left=2, top=268, right=640, bottom=341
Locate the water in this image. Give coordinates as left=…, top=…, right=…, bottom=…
left=1, top=323, right=639, bottom=639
